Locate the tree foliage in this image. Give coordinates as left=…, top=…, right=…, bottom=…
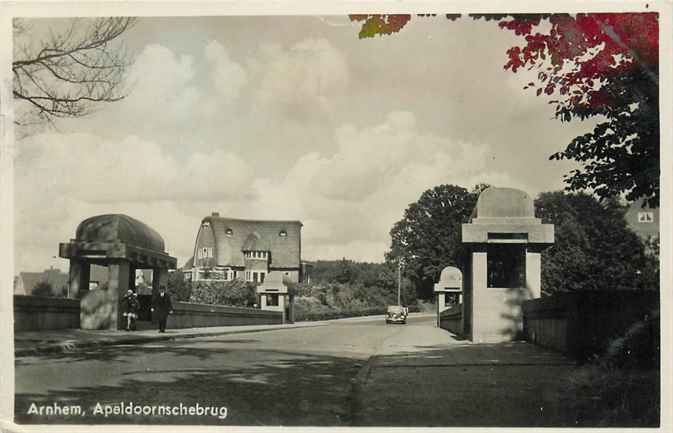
left=305, top=259, right=417, bottom=305
left=387, top=184, right=480, bottom=298
left=12, top=17, right=136, bottom=130
left=167, top=270, right=192, bottom=301
left=188, top=280, right=257, bottom=307
left=350, top=13, right=659, bottom=206
left=32, top=280, right=54, bottom=297
left=535, top=191, right=655, bottom=293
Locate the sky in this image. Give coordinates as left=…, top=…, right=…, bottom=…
left=13, top=15, right=596, bottom=273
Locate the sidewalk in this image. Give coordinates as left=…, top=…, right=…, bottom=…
left=352, top=324, right=579, bottom=427
left=14, top=321, right=328, bottom=357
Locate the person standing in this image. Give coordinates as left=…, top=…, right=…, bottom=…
left=129, top=292, right=140, bottom=330
left=121, top=289, right=139, bottom=331
left=151, top=286, right=173, bottom=333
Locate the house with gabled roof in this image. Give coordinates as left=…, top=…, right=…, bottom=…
left=183, top=212, right=303, bottom=284
left=14, top=268, right=69, bottom=296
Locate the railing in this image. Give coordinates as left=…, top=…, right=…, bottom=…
left=522, top=291, right=659, bottom=361
left=14, top=295, right=80, bottom=331
left=439, top=304, right=463, bottom=335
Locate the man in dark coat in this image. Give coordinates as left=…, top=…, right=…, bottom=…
left=151, top=286, right=173, bottom=333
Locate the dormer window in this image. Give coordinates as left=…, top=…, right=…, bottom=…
left=279, top=230, right=287, bottom=237
left=201, top=221, right=210, bottom=228
left=225, top=228, right=233, bottom=237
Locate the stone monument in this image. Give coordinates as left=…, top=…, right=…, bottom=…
left=59, top=214, right=177, bottom=330
left=461, top=187, right=554, bottom=342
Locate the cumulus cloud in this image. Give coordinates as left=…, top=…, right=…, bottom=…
left=253, top=38, right=349, bottom=116
left=16, top=132, right=255, bottom=203
left=204, top=40, right=248, bottom=102
left=238, top=111, right=519, bottom=262
left=14, top=131, right=257, bottom=271
left=124, top=44, right=201, bottom=121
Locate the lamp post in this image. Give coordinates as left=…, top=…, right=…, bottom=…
left=397, top=259, right=403, bottom=306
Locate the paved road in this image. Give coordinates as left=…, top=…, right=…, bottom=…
left=15, top=314, right=578, bottom=426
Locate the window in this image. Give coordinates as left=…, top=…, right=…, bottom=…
left=225, top=228, right=233, bottom=237
left=201, top=221, right=210, bottom=228
left=197, top=247, right=213, bottom=259
left=638, top=211, right=654, bottom=223
left=245, top=271, right=251, bottom=281
left=445, top=293, right=460, bottom=306
left=487, top=245, right=525, bottom=288
left=253, top=272, right=259, bottom=283
left=260, top=272, right=266, bottom=283
left=279, top=230, right=287, bottom=237
left=267, top=293, right=279, bottom=306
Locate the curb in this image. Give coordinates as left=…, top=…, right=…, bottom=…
left=15, top=322, right=328, bottom=357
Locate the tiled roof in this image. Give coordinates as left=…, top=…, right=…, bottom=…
left=182, top=256, right=194, bottom=269
left=203, top=216, right=302, bottom=269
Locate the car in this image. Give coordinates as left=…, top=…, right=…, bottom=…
left=385, top=305, right=408, bottom=324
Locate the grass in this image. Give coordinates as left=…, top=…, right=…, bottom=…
left=564, top=363, right=659, bottom=426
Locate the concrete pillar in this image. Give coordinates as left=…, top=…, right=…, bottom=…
left=129, top=265, right=137, bottom=293
left=152, top=268, right=169, bottom=295
left=108, top=261, right=131, bottom=330
left=525, top=250, right=542, bottom=298
left=471, top=250, right=487, bottom=342
left=287, top=294, right=295, bottom=323
left=68, top=259, right=90, bottom=299
left=278, top=295, right=286, bottom=324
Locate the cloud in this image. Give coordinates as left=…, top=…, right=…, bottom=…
left=238, top=111, right=519, bottom=261
left=16, top=132, right=255, bottom=203
left=253, top=38, right=349, bottom=117
left=13, top=128, right=258, bottom=271
left=124, top=44, right=202, bottom=121
left=204, top=40, right=248, bottom=103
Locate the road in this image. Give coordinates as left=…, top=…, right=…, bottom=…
left=15, top=314, right=579, bottom=426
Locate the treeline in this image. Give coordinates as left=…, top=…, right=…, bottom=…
left=293, top=260, right=417, bottom=320
left=165, top=261, right=419, bottom=321
left=389, top=184, right=659, bottom=299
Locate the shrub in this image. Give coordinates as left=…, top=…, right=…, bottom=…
left=31, top=281, right=54, bottom=297
left=189, top=280, right=257, bottom=307
left=603, top=309, right=660, bottom=369
left=167, top=270, right=192, bottom=301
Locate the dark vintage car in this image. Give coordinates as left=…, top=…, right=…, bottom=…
left=385, top=305, right=408, bottom=324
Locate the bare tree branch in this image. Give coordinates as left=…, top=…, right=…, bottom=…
left=12, top=17, right=136, bottom=131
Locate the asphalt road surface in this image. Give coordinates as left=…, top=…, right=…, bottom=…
left=15, top=314, right=586, bottom=426
left=15, top=315, right=429, bottom=425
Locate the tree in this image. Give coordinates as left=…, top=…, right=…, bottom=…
left=32, top=281, right=54, bottom=297
left=13, top=17, right=136, bottom=130
left=350, top=13, right=659, bottom=207
left=535, top=191, right=654, bottom=293
left=167, top=270, right=192, bottom=301
left=387, top=184, right=480, bottom=299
